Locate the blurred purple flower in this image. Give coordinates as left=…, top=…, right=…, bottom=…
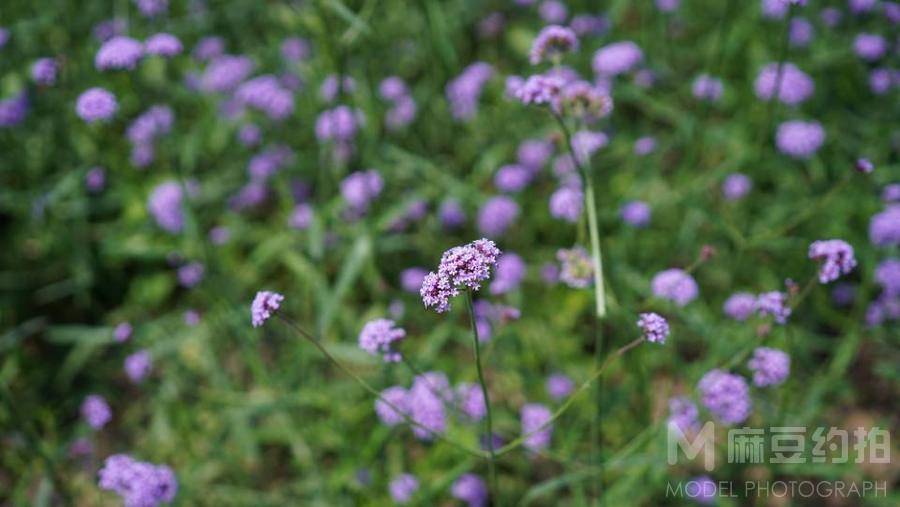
left=98, top=454, right=177, bottom=507
left=124, top=350, right=152, bottom=383
left=147, top=181, right=184, bottom=233
left=776, top=120, right=824, bottom=159
left=31, top=58, right=57, bottom=86
left=359, top=318, right=406, bottom=362
left=451, top=474, right=488, bottom=507
left=723, top=292, right=756, bottom=321
left=722, top=173, right=752, bottom=200
left=145, top=33, right=182, bottom=57
left=592, top=41, right=643, bottom=77
left=754, top=63, right=814, bottom=105
left=698, top=369, right=752, bottom=424
left=620, top=200, right=651, bottom=227
left=529, top=25, right=578, bottom=65
left=389, top=474, right=418, bottom=504
left=748, top=347, right=790, bottom=387
left=651, top=269, right=699, bottom=306
left=809, top=239, right=857, bottom=283
left=95, top=36, right=143, bottom=70
left=521, top=403, right=553, bottom=452
left=446, top=62, right=493, bottom=120
left=546, top=373, right=574, bottom=400
left=76, top=88, right=118, bottom=123
left=637, top=312, right=669, bottom=344
left=755, top=291, right=791, bottom=324
left=477, top=196, right=519, bottom=237
left=81, top=394, right=111, bottom=429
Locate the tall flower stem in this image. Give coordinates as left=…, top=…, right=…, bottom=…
left=465, top=290, right=498, bottom=501
left=551, top=110, right=607, bottom=504
left=276, top=315, right=486, bottom=459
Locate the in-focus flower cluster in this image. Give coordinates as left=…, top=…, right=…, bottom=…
left=420, top=239, right=500, bottom=313
left=98, top=454, right=177, bottom=507
left=808, top=239, right=857, bottom=284
left=251, top=291, right=284, bottom=327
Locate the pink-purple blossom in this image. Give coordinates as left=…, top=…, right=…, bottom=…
left=251, top=291, right=284, bottom=327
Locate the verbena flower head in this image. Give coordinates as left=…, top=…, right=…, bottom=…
left=637, top=312, right=669, bottom=344
left=281, top=37, right=310, bottom=62
left=451, top=474, right=488, bottom=507
left=193, top=37, right=225, bottom=61
left=0, top=93, right=28, bottom=127
left=400, top=267, right=428, bottom=294
left=855, top=158, right=875, bottom=174
left=200, top=55, right=254, bottom=92
left=698, top=369, right=752, bottom=425
left=687, top=476, right=717, bottom=505
left=247, top=145, right=293, bottom=181
left=319, top=74, right=356, bottom=102
left=477, top=196, right=520, bottom=237
left=251, top=291, right=284, bottom=327
left=789, top=17, right=814, bottom=47
left=420, top=238, right=500, bottom=313
left=761, top=0, right=789, bottom=19
left=134, top=0, right=168, bottom=18
left=177, top=262, right=204, bottom=288
left=875, top=259, right=900, bottom=296
left=315, top=105, right=361, bottom=143
left=870, top=206, right=900, bottom=246
left=546, top=373, right=574, bottom=400
left=549, top=185, right=583, bottom=222
left=517, top=139, right=552, bottom=171
left=592, top=41, right=643, bottom=76
left=95, top=36, right=144, bottom=70
left=571, top=130, right=608, bottom=163
left=755, top=291, right=791, bottom=324
left=490, top=252, right=525, bottom=294
left=853, top=33, right=887, bottom=61
left=446, top=62, right=493, bottom=120
left=539, top=0, right=567, bottom=23
left=754, top=63, right=814, bottom=105
left=521, top=403, right=553, bottom=452
left=557, top=247, right=593, bottom=288
left=76, top=88, right=118, bottom=123
left=620, top=200, right=651, bottom=227
left=375, top=386, right=409, bottom=426
left=776, top=120, right=824, bottom=159
left=651, top=269, right=699, bottom=306
left=81, top=394, right=112, bottom=429
left=114, top=322, right=133, bottom=342
left=559, top=80, right=613, bottom=118
left=235, top=75, right=295, bottom=120
left=529, top=25, right=578, bottom=65
left=409, top=372, right=449, bottom=440
left=124, top=350, right=152, bottom=384
left=389, top=474, right=419, bottom=504
left=747, top=347, right=790, bottom=387
left=633, top=136, right=657, bottom=156
left=288, top=203, right=313, bottom=230
left=667, top=396, right=700, bottom=435
left=723, top=292, right=757, bottom=321
left=808, top=239, right=857, bottom=283
left=456, top=383, right=486, bottom=421
left=98, top=454, right=177, bottom=507
left=849, top=0, right=878, bottom=13
left=722, top=173, right=752, bottom=200
left=358, top=318, right=406, bottom=362
left=31, top=58, right=57, bottom=86
left=438, top=199, right=466, bottom=229
left=86, top=167, right=106, bottom=193
left=570, top=14, right=608, bottom=36
left=145, top=33, right=182, bottom=57
left=514, top=74, right=564, bottom=107
left=494, top=164, right=532, bottom=193
left=147, top=181, right=184, bottom=233
left=127, top=105, right=173, bottom=145
left=340, top=169, right=383, bottom=214
left=692, top=74, right=724, bottom=102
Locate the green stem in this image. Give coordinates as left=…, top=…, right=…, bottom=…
left=465, top=290, right=498, bottom=501
left=495, top=337, right=645, bottom=457
left=276, top=315, right=486, bottom=459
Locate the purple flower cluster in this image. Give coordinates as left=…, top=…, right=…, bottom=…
left=477, top=196, right=519, bottom=237
left=853, top=33, right=887, bottom=61
left=98, top=454, right=177, bottom=507
left=177, top=262, right=204, bottom=288
left=490, top=252, right=526, bottom=295
left=0, top=93, right=28, bottom=127
left=439, top=199, right=467, bottom=229
left=251, top=291, right=284, bottom=327
left=358, top=318, right=406, bottom=362
left=81, top=394, right=112, bottom=429
left=124, top=350, right=152, bottom=383
left=145, top=33, right=182, bottom=57
left=521, top=403, right=553, bottom=452
left=557, top=247, right=593, bottom=288
left=723, top=292, right=757, bottom=321
left=747, top=347, right=790, bottom=387
left=379, top=76, right=417, bottom=130
left=875, top=259, right=900, bottom=296
left=446, top=62, right=493, bottom=120
left=147, top=181, right=184, bottom=233
left=127, top=105, right=173, bottom=168
left=667, top=396, right=700, bottom=435
left=200, top=55, right=254, bottom=92
left=549, top=185, right=582, bottom=222
left=114, top=322, right=133, bottom=342
left=315, top=105, right=361, bottom=143
left=698, top=369, right=752, bottom=425
left=692, top=74, right=724, bottom=102
left=281, top=37, right=310, bottom=62
left=319, top=75, right=356, bottom=102
left=235, top=75, right=295, bottom=120
left=513, top=73, right=564, bottom=107
left=722, top=173, right=752, bottom=200
left=651, top=268, right=699, bottom=306
left=340, top=169, right=383, bottom=215
left=456, top=382, right=487, bottom=421
left=31, top=58, right=57, bottom=86
left=95, top=36, right=144, bottom=70
left=134, top=0, right=168, bottom=18
left=592, top=41, right=643, bottom=76
left=389, top=474, right=419, bottom=504
left=637, top=312, right=670, bottom=344
left=288, top=203, right=313, bottom=230
left=808, top=239, right=857, bottom=283
left=789, top=18, right=814, bottom=47
left=546, top=373, right=574, bottom=401
left=529, top=25, right=578, bottom=65
left=451, top=474, right=488, bottom=507
left=620, top=200, right=651, bottom=227
left=76, top=88, right=118, bottom=123
left=776, top=120, right=824, bottom=159
left=869, top=206, right=900, bottom=246
left=559, top=80, right=613, bottom=119
left=420, top=238, right=500, bottom=313
left=494, top=164, right=532, bottom=193
left=754, top=63, right=814, bottom=105
left=755, top=291, right=792, bottom=324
